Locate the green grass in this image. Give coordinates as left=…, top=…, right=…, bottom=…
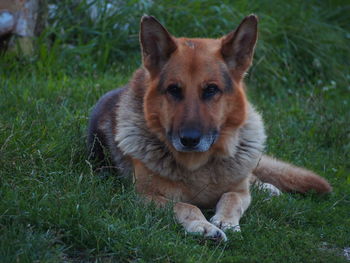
left=1, top=0, right=349, bottom=262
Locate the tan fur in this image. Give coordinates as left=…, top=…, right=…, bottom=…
left=253, top=156, right=332, bottom=193
left=87, top=15, right=332, bottom=241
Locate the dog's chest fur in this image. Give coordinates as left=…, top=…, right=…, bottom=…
left=114, top=82, right=267, bottom=200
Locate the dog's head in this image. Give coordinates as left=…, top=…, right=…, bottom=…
left=140, top=15, right=258, bottom=169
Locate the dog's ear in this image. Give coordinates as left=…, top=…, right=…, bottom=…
left=221, top=15, right=258, bottom=77
left=140, top=16, right=177, bottom=77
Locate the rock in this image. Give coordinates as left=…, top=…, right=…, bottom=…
left=0, top=0, right=47, bottom=55
left=0, top=11, right=15, bottom=35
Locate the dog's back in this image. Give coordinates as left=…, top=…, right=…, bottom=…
left=87, top=87, right=131, bottom=173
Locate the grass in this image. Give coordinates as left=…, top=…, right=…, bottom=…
left=0, top=0, right=349, bottom=262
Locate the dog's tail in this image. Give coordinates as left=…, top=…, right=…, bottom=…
left=253, top=155, right=332, bottom=194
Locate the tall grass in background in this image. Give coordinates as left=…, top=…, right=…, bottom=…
left=38, top=0, right=350, bottom=85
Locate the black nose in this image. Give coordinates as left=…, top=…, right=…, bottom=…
left=179, top=129, right=201, bottom=148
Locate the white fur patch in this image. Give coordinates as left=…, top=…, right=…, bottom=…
left=210, top=215, right=241, bottom=232
left=259, top=183, right=282, bottom=197
left=187, top=220, right=227, bottom=241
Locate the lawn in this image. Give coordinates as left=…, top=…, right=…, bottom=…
left=0, top=0, right=349, bottom=262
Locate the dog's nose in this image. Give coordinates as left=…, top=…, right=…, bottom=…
left=179, top=129, right=201, bottom=148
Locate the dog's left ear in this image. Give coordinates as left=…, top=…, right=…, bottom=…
left=140, top=16, right=177, bottom=77
left=221, top=15, right=258, bottom=76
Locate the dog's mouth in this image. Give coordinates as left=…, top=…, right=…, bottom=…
left=167, top=129, right=218, bottom=152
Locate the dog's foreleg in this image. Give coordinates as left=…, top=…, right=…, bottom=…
left=210, top=190, right=251, bottom=232
left=133, top=159, right=227, bottom=241
left=144, top=194, right=227, bottom=241
left=174, top=202, right=227, bottom=241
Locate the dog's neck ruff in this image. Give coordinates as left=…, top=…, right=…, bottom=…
left=115, top=86, right=266, bottom=181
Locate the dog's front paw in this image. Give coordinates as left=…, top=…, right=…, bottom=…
left=210, top=215, right=241, bottom=232
left=186, top=220, right=227, bottom=241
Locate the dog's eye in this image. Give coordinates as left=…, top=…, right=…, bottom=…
left=202, top=84, right=220, bottom=100
left=167, top=84, right=183, bottom=100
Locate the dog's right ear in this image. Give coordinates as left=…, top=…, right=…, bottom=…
left=140, top=16, right=177, bottom=77
left=221, top=15, right=258, bottom=78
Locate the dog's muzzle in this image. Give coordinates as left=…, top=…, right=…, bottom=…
left=168, top=128, right=218, bottom=152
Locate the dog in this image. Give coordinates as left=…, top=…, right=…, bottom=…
left=87, top=15, right=332, bottom=241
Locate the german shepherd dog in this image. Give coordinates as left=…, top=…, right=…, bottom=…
left=88, top=15, right=331, bottom=241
